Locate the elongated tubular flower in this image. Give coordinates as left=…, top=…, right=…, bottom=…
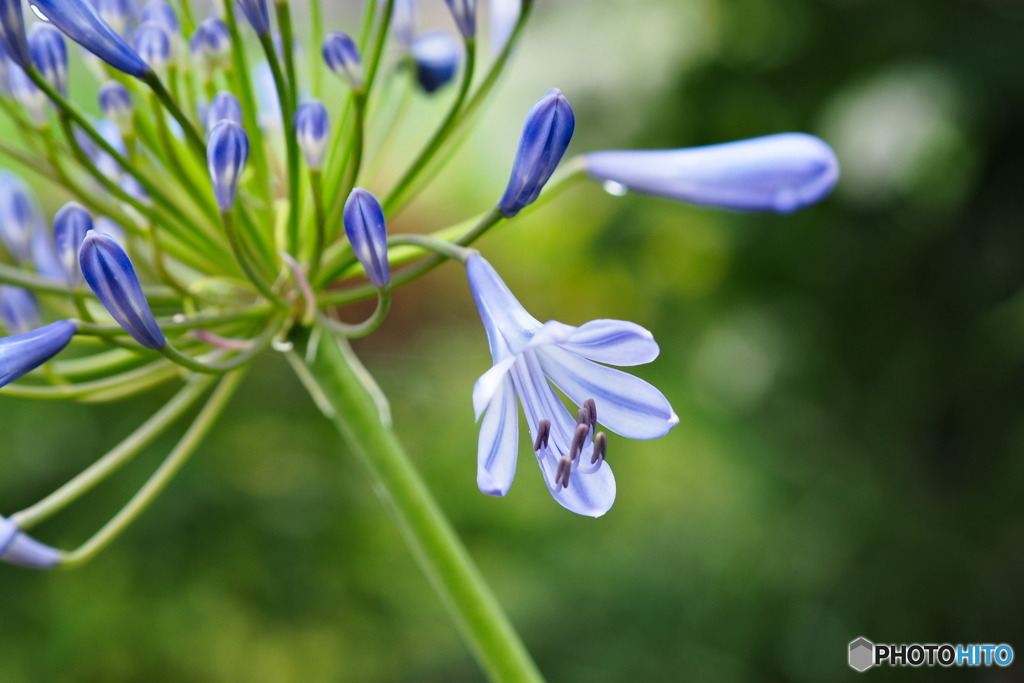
left=134, top=21, right=173, bottom=74
left=343, top=189, right=390, bottom=289
left=322, top=32, right=362, bottom=91
left=0, top=0, right=30, bottom=67
left=237, top=0, right=272, bottom=37
left=31, top=0, right=150, bottom=78
left=0, top=171, right=43, bottom=263
left=498, top=88, right=575, bottom=218
left=295, top=100, right=329, bottom=170
left=468, top=254, right=677, bottom=517
left=195, top=17, right=231, bottom=69
left=445, top=0, right=478, bottom=40
left=28, top=23, right=68, bottom=96
left=0, top=285, right=40, bottom=334
left=0, top=319, right=78, bottom=386
left=585, top=133, right=840, bottom=214
left=79, top=231, right=166, bottom=349
left=207, top=120, right=249, bottom=211
left=206, top=92, right=243, bottom=133
left=0, top=515, right=61, bottom=569
left=7, top=61, right=48, bottom=124
left=53, top=202, right=93, bottom=286
left=99, top=81, right=134, bottom=135
left=410, top=31, right=461, bottom=94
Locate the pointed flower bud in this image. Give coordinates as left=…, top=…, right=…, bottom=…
left=98, top=81, right=134, bottom=135
left=206, top=91, right=243, bottom=133
left=7, top=62, right=48, bottom=124
left=0, top=286, right=40, bottom=334
left=195, top=17, right=231, bottom=68
left=237, top=0, right=271, bottom=36
left=411, top=31, right=461, bottom=94
left=0, top=0, right=31, bottom=67
left=80, top=231, right=166, bottom=349
left=31, top=0, right=150, bottom=78
left=0, top=515, right=62, bottom=569
left=0, top=319, right=78, bottom=387
left=322, top=32, right=362, bottom=90
left=141, top=1, right=179, bottom=35
left=53, top=202, right=93, bottom=286
left=207, top=120, right=249, bottom=211
left=295, top=100, right=329, bottom=170
left=444, top=0, right=478, bottom=40
left=28, top=23, right=68, bottom=96
left=0, top=171, right=43, bottom=263
left=584, top=133, right=840, bottom=213
left=498, top=88, right=575, bottom=218
left=134, top=20, right=172, bottom=73
left=343, top=188, right=390, bottom=289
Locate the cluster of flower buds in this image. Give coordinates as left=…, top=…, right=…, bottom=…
left=0, top=0, right=839, bottom=570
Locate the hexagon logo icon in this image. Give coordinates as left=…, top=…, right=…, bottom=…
left=849, top=637, right=874, bottom=672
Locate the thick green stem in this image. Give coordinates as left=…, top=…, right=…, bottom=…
left=290, top=329, right=543, bottom=683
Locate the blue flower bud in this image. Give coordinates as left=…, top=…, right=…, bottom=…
left=444, top=0, right=477, bottom=40
left=489, top=0, right=520, bottom=54
left=31, top=223, right=64, bottom=282
left=0, top=0, right=31, bottom=67
left=80, top=231, right=166, bottom=349
left=322, top=32, right=362, bottom=90
left=411, top=31, right=461, bottom=94
left=392, top=0, right=415, bottom=48
left=237, top=0, right=271, bottom=36
left=98, top=81, right=134, bottom=134
left=0, top=286, right=40, bottom=334
left=194, top=17, right=230, bottom=68
left=28, top=23, right=68, bottom=96
left=295, top=99, right=330, bottom=170
left=206, top=91, right=243, bottom=133
left=31, top=0, right=150, bottom=78
left=584, top=133, right=840, bottom=213
left=53, top=202, right=93, bottom=286
left=252, top=60, right=280, bottom=129
left=498, top=88, right=575, bottom=218
left=343, top=188, right=390, bottom=289
left=97, top=0, right=136, bottom=36
left=134, top=20, right=172, bottom=73
left=0, top=319, right=78, bottom=387
left=0, top=515, right=62, bottom=569
left=94, top=216, right=127, bottom=245
left=6, top=61, right=48, bottom=124
left=0, top=171, right=43, bottom=263
left=207, top=120, right=249, bottom=211
left=141, top=0, right=179, bottom=35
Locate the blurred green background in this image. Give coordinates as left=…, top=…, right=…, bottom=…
left=2, top=0, right=1023, bottom=680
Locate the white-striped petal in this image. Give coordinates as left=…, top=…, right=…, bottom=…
left=477, top=375, right=519, bottom=496
left=537, top=318, right=660, bottom=366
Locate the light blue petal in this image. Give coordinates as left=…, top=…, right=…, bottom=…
left=529, top=318, right=659, bottom=366
left=477, top=375, right=518, bottom=496
left=585, top=133, right=839, bottom=214
left=466, top=254, right=541, bottom=360
left=537, top=346, right=678, bottom=440
left=472, top=354, right=516, bottom=419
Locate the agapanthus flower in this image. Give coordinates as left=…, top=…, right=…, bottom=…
left=0, top=319, right=78, bottom=387
left=344, top=188, right=390, bottom=289
left=468, top=254, right=677, bottom=516
left=28, top=22, right=68, bottom=96
left=410, top=31, right=461, bottom=94
left=31, top=0, right=150, bottom=78
left=0, top=285, right=40, bottom=334
left=584, top=133, right=840, bottom=213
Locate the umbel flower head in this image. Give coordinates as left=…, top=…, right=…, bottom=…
left=468, top=254, right=678, bottom=516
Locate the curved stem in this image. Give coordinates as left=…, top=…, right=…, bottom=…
left=290, top=329, right=543, bottom=682
left=320, top=289, right=390, bottom=339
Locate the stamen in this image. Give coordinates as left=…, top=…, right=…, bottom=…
left=555, top=456, right=573, bottom=489
left=534, top=419, right=551, bottom=451
left=585, top=398, right=597, bottom=432
left=569, top=422, right=589, bottom=462
left=591, top=431, right=607, bottom=465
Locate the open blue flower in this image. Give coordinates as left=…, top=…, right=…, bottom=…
left=468, top=254, right=677, bottom=517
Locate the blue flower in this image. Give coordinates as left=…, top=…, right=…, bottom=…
left=205, top=91, right=243, bottom=133
left=80, top=231, right=166, bottom=349
left=0, top=0, right=31, bottom=67
left=444, top=0, right=477, bottom=41
left=31, top=0, right=150, bottom=78
left=7, top=61, right=48, bottom=124
left=141, top=1, right=179, bottom=35
left=584, top=133, right=840, bottom=214
left=207, top=120, right=249, bottom=211
left=134, top=20, right=173, bottom=74
left=237, top=0, right=271, bottom=37
left=343, top=188, right=390, bottom=289
left=498, top=88, right=575, bottom=218
left=295, top=99, right=330, bottom=170
left=99, top=81, right=134, bottom=134
left=0, top=319, right=78, bottom=387
left=488, top=0, right=520, bottom=54
left=410, top=31, right=461, bottom=94
left=193, top=17, right=231, bottom=69
left=322, top=32, right=362, bottom=91
left=0, top=515, right=62, bottom=569
left=0, top=171, right=43, bottom=263
left=96, top=0, right=136, bottom=36
left=53, top=202, right=93, bottom=286
left=392, top=0, right=416, bottom=48
left=467, top=254, right=677, bottom=517
left=0, top=285, right=40, bottom=334
left=28, top=22, right=68, bottom=96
